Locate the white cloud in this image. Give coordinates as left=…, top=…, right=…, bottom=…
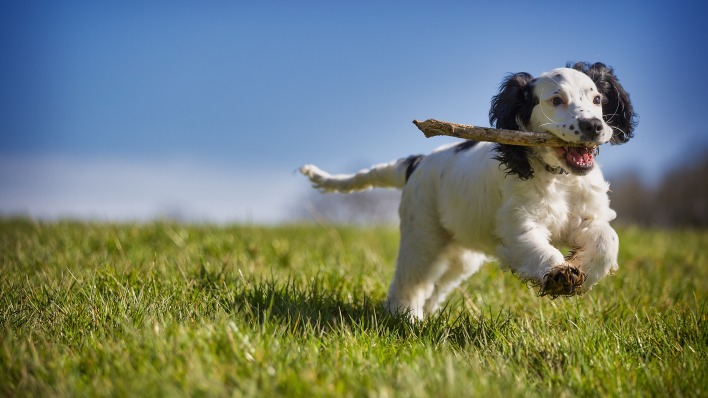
left=0, top=154, right=307, bottom=224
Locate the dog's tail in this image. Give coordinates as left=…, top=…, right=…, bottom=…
left=299, top=155, right=424, bottom=193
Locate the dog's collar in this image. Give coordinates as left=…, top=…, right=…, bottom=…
left=545, top=164, right=569, bottom=175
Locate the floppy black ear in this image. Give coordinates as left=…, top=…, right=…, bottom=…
left=489, top=72, right=536, bottom=180
left=568, top=62, right=637, bottom=144
left=489, top=72, right=536, bottom=130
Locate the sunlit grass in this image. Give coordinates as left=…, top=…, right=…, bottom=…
left=1, top=219, right=706, bottom=397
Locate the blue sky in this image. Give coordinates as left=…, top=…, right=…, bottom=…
left=1, top=1, right=706, bottom=222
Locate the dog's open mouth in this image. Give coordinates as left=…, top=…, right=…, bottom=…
left=554, top=146, right=597, bottom=174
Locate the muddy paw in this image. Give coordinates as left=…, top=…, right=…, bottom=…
left=540, top=264, right=586, bottom=297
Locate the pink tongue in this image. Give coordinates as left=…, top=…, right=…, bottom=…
left=566, top=147, right=593, bottom=167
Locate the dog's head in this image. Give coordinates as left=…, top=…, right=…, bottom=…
left=489, top=62, right=637, bottom=179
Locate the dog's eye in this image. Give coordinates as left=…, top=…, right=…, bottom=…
left=551, top=97, right=564, bottom=106
left=593, top=95, right=602, bottom=105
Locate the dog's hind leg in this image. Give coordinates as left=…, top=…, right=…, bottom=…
left=385, top=217, right=451, bottom=319
left=386, top=240, right=444, bottom=319
left=422, top=248, right=488, bottom=316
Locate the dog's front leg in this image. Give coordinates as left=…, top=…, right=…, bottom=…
left=565, top=220, right=619, bottom=292
left=495, top=218, right=585, bottom=296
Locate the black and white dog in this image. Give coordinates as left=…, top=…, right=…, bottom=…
left=301, top=62, right=636, bottom=319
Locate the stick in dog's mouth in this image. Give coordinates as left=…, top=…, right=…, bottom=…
left=413, top=118, right=599, bottom=148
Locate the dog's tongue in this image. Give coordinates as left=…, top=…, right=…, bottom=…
left=566, top=147, right=594, bottom=168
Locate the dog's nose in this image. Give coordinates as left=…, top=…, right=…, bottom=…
left=578, top=118, right=604, bottom=139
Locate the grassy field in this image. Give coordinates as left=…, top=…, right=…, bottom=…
left=1, top=218, right=706, bottom=397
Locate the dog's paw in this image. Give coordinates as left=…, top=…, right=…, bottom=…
left=540, top=263, right=586, bottom=298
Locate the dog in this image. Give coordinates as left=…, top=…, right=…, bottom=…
left=300, top=62, right=636, bottom=319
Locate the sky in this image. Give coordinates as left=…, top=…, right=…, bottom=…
left=1, top=1, right=706, bottom=223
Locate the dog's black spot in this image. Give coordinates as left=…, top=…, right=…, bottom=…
left=454, top=140, right=479, bottom=153
left=404, top=155, right=424, bottom=183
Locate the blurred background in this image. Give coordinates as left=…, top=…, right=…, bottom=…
left=2, top=1, right=706, bottom=227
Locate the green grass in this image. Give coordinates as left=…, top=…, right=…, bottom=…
left=1, top=219, right=706, bottom=397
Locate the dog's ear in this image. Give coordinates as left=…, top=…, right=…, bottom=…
left=489, top=72, right=536, bottom=180
left=489, top=72, right=536, bottom=130
left=492, top=144, right=535, bottom=180
left=569, top=62, right=637, bottom=144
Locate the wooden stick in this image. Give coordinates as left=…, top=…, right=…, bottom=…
left=413, top=118, right=570, bottom=147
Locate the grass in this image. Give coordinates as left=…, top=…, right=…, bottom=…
left=1, top=218, right=706, bottom=397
